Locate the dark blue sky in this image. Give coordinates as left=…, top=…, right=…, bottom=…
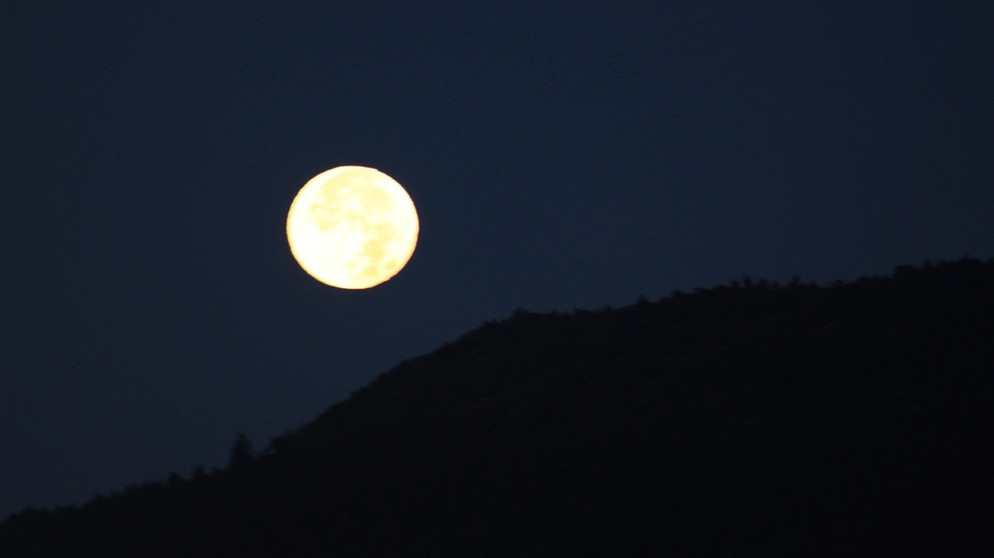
left=2, top=1, right=993, bottom=519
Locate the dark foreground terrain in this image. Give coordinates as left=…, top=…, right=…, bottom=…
left=2, top=258, right=993, bottom=556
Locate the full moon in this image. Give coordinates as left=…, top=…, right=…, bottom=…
left=286, top=166, right=419, bottom=289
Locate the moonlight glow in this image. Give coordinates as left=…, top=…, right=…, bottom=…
left=286, top=166, right=419, bottom=289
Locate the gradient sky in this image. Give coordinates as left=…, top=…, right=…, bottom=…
left=2, top=1, right=993, bottom=519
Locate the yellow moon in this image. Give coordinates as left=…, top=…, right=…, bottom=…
left=286, top=166, right=419, bottom=289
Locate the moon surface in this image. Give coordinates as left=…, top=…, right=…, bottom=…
left=286, top=166, right=419, bottom=289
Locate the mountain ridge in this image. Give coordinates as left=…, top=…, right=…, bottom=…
left=3, top=258, right=993, bottom=556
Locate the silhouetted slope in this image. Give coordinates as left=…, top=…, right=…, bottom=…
left=3, top=258, right=993, bottom=557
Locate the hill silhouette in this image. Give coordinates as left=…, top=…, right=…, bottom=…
left=2, top=258, right=993, bottom=556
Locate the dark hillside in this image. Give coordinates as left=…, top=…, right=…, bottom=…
left=3, top=258, right=993, bottom=556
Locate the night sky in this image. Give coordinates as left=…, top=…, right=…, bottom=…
left=3, top=2, right=993, bottom=519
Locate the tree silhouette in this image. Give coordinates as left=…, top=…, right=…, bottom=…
left=228, top=433, right=254, bottom=469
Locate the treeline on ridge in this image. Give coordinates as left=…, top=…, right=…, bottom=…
left=1, top=257, right=992, bottom=557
